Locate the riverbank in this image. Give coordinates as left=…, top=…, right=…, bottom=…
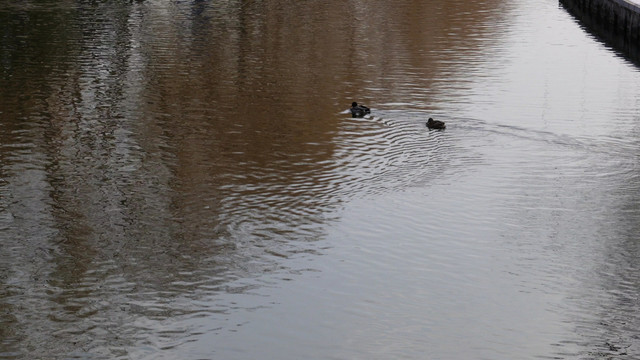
left=560, top=0, right=640, bottom=62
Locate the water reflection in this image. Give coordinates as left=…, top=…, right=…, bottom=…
left=561, top=180, right=640, bottom=358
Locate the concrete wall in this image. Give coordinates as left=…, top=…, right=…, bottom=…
left=560, top=0, right=640, bottom=61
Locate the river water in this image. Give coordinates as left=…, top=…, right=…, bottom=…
left=2, top=0, right=640, bottom=359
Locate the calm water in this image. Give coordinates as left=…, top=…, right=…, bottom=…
left=2, top=0, right=640, bottom=359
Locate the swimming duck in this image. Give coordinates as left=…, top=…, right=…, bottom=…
left=350, top=102, right=371, bottom=118
left=426, top=118, right=445, bottom=129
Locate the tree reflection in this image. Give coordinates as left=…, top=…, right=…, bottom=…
left=0, top=0, right=511, bottom=357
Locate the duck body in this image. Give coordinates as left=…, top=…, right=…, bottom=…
left=350, top=102, right=371, bottom=118
left=426, top=118, right=446, bottom=130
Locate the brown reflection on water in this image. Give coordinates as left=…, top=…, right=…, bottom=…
left=0, top=0, right=511, bottom=357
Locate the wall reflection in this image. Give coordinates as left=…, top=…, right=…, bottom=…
left=560, top=0, right=640, bottom=66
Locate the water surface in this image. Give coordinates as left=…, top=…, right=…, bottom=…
left=2, top=0, right=640, bottom=359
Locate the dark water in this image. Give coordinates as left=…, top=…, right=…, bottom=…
left=2, top=0, right=640, bottom=359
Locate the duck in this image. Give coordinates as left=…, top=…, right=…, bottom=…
left=350, top=102, right=371, bottom=118
left=426, top=117, right=446, bottom=129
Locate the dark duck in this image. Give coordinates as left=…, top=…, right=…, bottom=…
left=426, top=118, right=446, bottom=130
left=350, top=102, right=371, bottom=118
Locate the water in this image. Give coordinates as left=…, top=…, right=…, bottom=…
left=2, top=0, right=640, bottom=359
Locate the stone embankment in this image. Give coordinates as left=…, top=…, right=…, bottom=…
left=560, top=0, right=640, bottom=61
